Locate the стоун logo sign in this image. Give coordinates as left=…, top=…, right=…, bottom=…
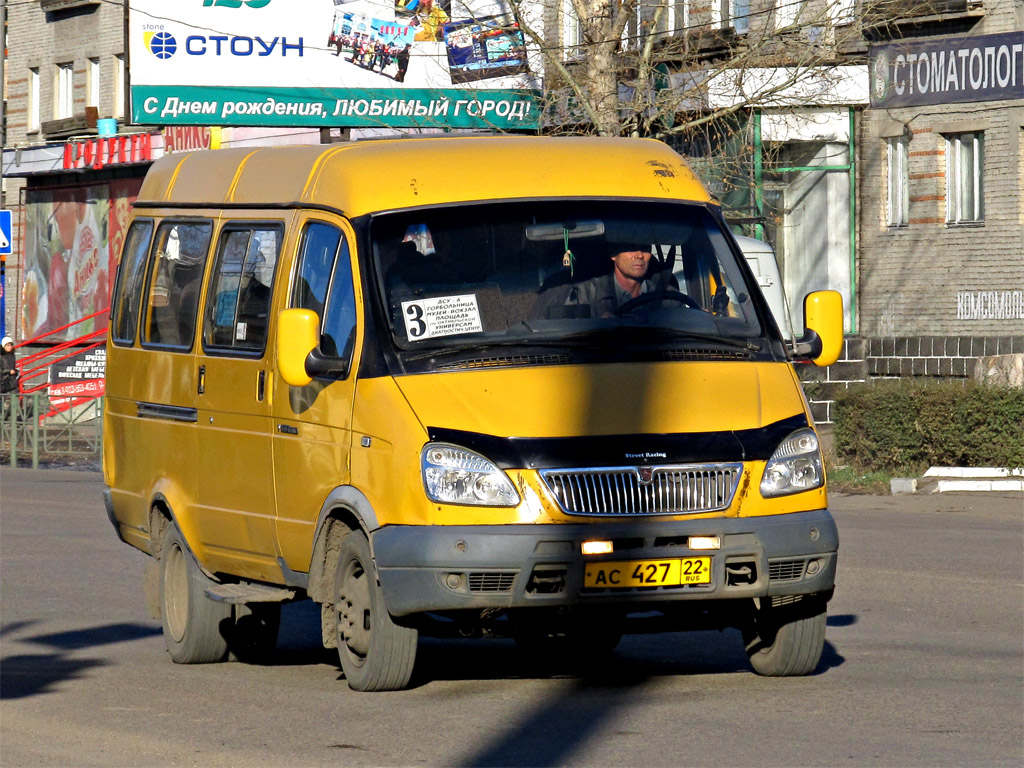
left=145, top=31, right=177, bottom=59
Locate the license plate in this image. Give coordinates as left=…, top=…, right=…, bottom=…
left=584, top=557, right=712, bottom=588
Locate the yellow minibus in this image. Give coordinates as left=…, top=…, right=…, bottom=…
left=104, top=136, right=843, bottom=690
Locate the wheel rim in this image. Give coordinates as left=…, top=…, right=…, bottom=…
left=164, top=541, right=189, bottom=643
left=336, top=556, right=372, bottom=663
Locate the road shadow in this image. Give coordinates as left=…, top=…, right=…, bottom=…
left=0, top=653, right=107, bottom=700
left=253, top=600, right=848, bottom=682
left=828, top=613, right=857, bottom=627
left=455, top=675, right=652, bottom=768
left=0, top=620, right=39, bottom=638
left=412, top=628, right=752, bottom=687
left=28, top=622, right=162, bottom=651
left=0, top=621, right=162, bottom=700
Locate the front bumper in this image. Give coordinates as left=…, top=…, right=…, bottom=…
left=371, top=509, right=838, bottom=616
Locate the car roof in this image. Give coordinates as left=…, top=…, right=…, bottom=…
left=136, top=136, right=712, bottom=217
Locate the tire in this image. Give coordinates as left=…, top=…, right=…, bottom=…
left=228, top=603, right=281, bottom=664
left=159, top=524, right=231, bottom=664
left=742, top=599, right=827, bottom=676
left=334, top=530, right=417, bottom=691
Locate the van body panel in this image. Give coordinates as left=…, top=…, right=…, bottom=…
left=193, top=357, right=279, bottom=579
left=349, top=376, right=432, bottom=528
left=392, top=361, right=806, bottom=442
left=105, top=349, right=200, bottom=557
left=139, top=138, right=709, bottom=217
left=272, top=213, right=362, bottom=571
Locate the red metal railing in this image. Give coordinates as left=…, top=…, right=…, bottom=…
left=13, top=308, right=109, bottom=418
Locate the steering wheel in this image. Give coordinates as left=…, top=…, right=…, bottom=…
left=615, top=290, right=701, bottom=316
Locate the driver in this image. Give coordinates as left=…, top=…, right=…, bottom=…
left=535, top=242, right=674, bottom=319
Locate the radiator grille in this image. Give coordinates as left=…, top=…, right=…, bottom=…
left=468, top=572, right=517, bottom=593
left=768, top=559, right=806, bottom=581
left=540, top=464, right=742, bottom=516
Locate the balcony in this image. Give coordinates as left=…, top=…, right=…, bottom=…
left=39, top=107, right=99, bottom=141
left=863, top=0, right=985, bottom=33
left=40, top=0, right=101, bottom=10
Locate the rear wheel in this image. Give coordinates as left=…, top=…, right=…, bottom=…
left=742, top=598, right=827, bottom=676
left=334, top=530, right=417, bottom=691
left=160, top=524, right=231, bottom=664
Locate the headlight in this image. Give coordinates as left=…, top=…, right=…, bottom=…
left=760, top=428, right=824, bottom=498
left=421, top=443, right=520, bottom=507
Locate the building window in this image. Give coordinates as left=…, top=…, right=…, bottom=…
left=55, top=62, right=74, bottom=119
left=665, top=0, right=689, bottom=35
left=28, top=68, right=41, bottom=131
left=775, top=0, right=801, bottom=29
left=710, top=0, right=749, bottom=32
left=114, top=54, right=125, bottom=118
left=886, top=135, right=909, bottom=227
left=87, top=58, right=100, bottom=110
left=562, top=0, right=584, bottom=58
left=829, top=0, right=855, bottom=25
left=945, top=132, right=984, bottom=224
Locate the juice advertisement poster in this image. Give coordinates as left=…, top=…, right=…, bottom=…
left=22, top=179, right=141, bottom=341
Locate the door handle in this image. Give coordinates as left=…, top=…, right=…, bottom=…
left=257, top=370, right=266, bottom=402
left=197, top=365, right=206, bottom=395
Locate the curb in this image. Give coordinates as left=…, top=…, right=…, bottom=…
left=891, top=467, right=1024, bottom=494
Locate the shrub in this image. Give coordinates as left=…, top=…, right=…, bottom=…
left=832, top=380, right=1024, bottom=474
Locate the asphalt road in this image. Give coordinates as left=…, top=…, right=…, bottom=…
left=1, top=468, right=1021, bottom=767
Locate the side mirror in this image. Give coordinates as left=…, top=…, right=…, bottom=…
left=277, top=309, right=319, bottom=387
left=277, top=309, right=352, bottom=387
left=795, top=290, right=843, bottom=367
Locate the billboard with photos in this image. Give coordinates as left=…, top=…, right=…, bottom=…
left=129, top=0, right=539, bottom=129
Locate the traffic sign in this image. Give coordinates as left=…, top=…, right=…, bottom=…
left=0, top=210, right=12, bottom=256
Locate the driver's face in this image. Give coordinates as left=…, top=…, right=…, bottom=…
left=611, top=249, right=652, bottom=281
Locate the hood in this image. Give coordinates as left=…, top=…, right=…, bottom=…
left=394, top=361, right=807, bottom=440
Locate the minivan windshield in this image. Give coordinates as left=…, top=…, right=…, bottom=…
left=371, top=201, right=767, bottom=362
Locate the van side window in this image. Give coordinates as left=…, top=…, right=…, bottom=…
left=141, top=220, right=213, bottom=350
left=293, top=222, right=356, bottom=359
left=203, top=226, right=281, bottom=355
left=110, top=219, right=153, bottom=346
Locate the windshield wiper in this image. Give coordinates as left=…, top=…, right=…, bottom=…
left=559, top=325, right=762, bottom=352
left=402, top=327, right=760, bottom=361
left=403, top=338, right=575, bottom=362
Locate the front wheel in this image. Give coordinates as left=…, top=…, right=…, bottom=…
left=159, top=524, right=231, bottom=664
left=334, top=530, right=418, bottom=691
left=741, top=598, right=827, bottom=676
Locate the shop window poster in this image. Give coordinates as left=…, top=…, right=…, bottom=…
left=22, top=179, right=142, bottom=341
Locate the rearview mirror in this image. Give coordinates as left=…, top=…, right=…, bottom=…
left=525, top=220, right=605, bottom=241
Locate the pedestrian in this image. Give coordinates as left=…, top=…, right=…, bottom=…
left=1, top=336, right=18, bottom=395
left=396, top=44, right=411, bottom=83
